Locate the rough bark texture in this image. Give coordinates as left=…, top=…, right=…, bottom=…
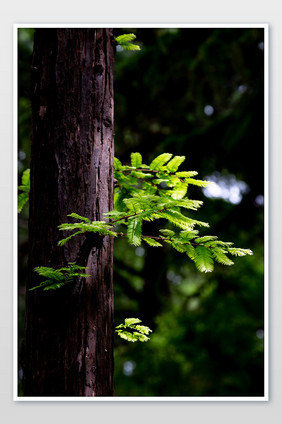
left=22, top=28, right=115, bottom=396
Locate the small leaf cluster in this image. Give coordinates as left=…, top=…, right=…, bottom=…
left=115, top=318, right=152, bottom=342
left=58, top=213, right=118, bottom=246
left=115, top=34, right=141, bottom=51
left=30, top=262, right=90, bottom=291
left=18, top=168, right=30, bottom=212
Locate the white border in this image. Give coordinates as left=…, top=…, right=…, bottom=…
left=13, top=24, right=18, bottom=403
left=16, top=23, right=267, bottom=28
left=13, top=23, right=269, bottom=402
left=264, top=25, right=269, bottom=402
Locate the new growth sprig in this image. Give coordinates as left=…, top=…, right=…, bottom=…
left=115, top=318, right=152, bottom=342
left=30, top=262, right=90, bottom=291
left=57, top=213, right=117, bottom=246
left=58, top=153, right=252, bottom=273
left=115, top=33, right=141, bottom=51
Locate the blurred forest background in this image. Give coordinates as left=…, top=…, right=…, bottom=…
left=18, top=27, right=265, bottom=397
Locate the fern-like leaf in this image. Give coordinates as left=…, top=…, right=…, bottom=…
left=115, top=33, right=141, bottom=51
left=171, top=181, right=188, bottom=199
left=58, top=218, right=117, bottom=246
left=124, top=318, right=141, bottom=326
left=179, top=229, right=199, bottom=240
left=227, top=247, right=253, bottom=256
left=158, top=209, right=209, bottom=230
left=135, top=325, right=152, bottom=335
left=67, top=213, right=91, bottom=223
left=159, top=229, right=176, bottom=237
left=185, top=177, right=210, bottom=187
left=18, top=192, right=29, bottom=213
left=114, top=157, right=123, bottom=170
left=211, top=247, right=234, bottom=266
left=131, top=152, right=143, bottom=168
left=114, top=189, right=129, bottom=212
left=171, top=240, right=188, bottom=253
left=166, top=156, right=185, bottom=172
left=194, top=246, right=214, bottom=273
left=30, top=263, right=90, bottom=291
left=142, top=237, right=163, bottom=247
left=116, top=318, right=152, bottom=343
left=194, top=235, right=218, bottom=244
left=21, top=168, right=30, bottom=186
left=58, top=231, right=85, bottom=246
left=150, top=153, right=173, bottom=170
left=176, top=171, right=198, bottom=178
left=185, top=243, right=197, bottom=260
left=116, top=33, right=136, bottom=43
left=127, top=217, right=142, bottom=246
left=33, top=266, right=63, bottom=281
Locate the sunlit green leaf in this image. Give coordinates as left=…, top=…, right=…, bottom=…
left=131, top=152, right=143, bottom=168
left=143, top=237, right=163, bottom=247
left=115, top=34, right=141, bottom=51
left=127, top=218, right=142, bottom=246
left=167, top=156, right=185, bottom=172
left=211, top=247, right=234, bottom=266
left=115, top=318, right=152, bottom=343
left=194, top=246, right=214, bottom=273
left=18, top=192, right=29, bottom=213
left=150, top=153, right=173, bottom=170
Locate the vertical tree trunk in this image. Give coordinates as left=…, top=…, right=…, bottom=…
left=22, top=28, right=115, bottom=396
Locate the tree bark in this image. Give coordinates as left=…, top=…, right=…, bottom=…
left=22, top=28, right=115, bottom=396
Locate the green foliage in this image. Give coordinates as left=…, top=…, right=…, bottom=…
left=115, top=34, right=141, bottom=51
left=18, top=168, right=30, bottom=212
left=127, top=217, right=142, bottom=246
left=194, top=246, right=214, bottom=273
left=150, top=152, right=173, bottom=170
left=111, top=152, right=252, bottom=272
left=143, top=237, right=163, bottom=247
left=58, top=213, right=118, bottom=246
left=58, top=153, right=253, bottom=274
left=115, top=318, right=152, bottom=342
left=131, top=152, right=142, bottom=168
left=30, top=263, right=90, bottom=291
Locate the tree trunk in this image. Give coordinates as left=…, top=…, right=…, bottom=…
left=22, top=28, right=115, bottom=396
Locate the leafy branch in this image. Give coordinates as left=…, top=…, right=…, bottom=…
left=58, top=152, right=253, bottom=273
left=30, top=262, right=90, bottom=291
left=57, top=213, right=118, bottom=246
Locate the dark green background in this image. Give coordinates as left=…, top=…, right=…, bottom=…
left=18, top=27, right=265, bottom=397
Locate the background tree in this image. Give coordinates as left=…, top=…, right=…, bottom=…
left=22, top=28, right=115, bottom=396
left=18, top=27, right=265, bottom=397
